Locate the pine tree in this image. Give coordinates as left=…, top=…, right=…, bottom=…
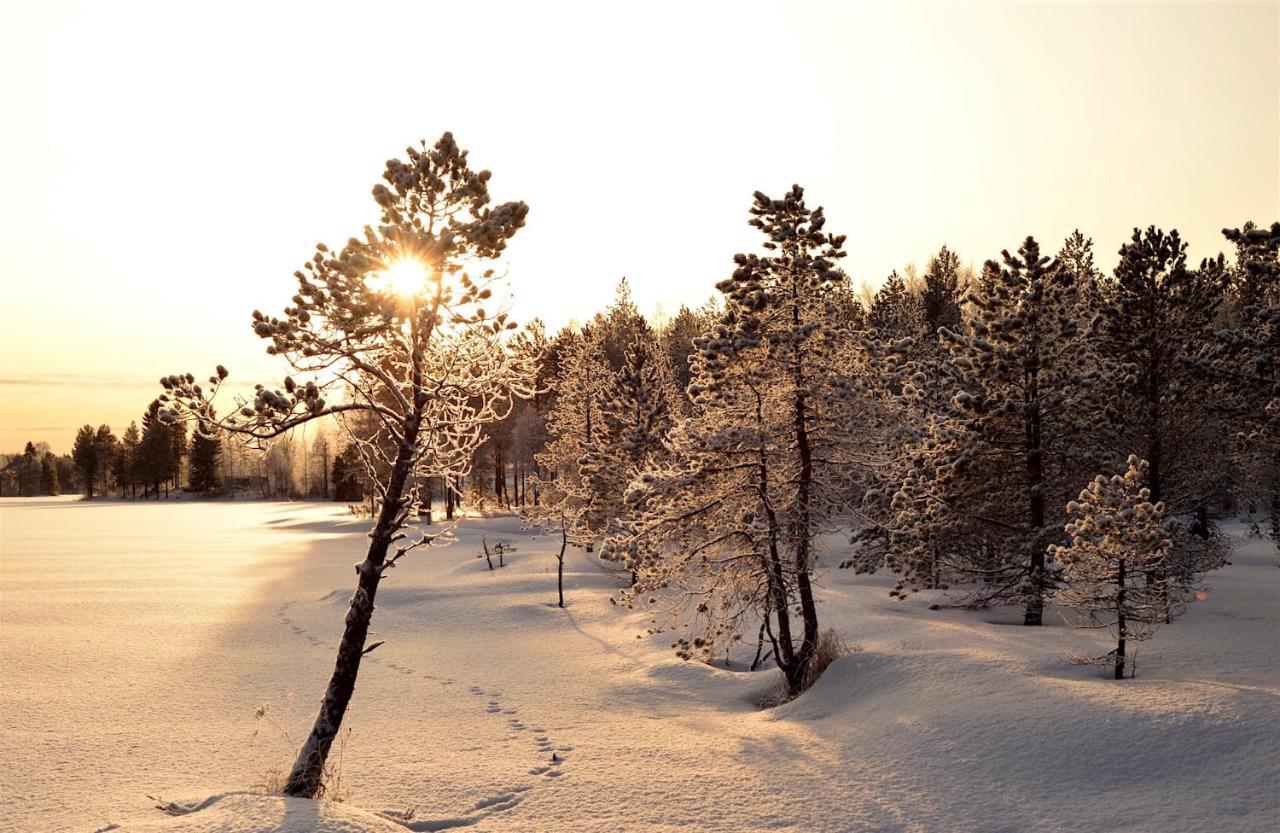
left=188, top=422, right=223, bottom=493
left=1200, top=222, right=1280, bottom=542
left=592, top=278, right=652, bottom=371
left=331, top=444, right=365, bottom=502
left=93, top=425, right=118, bottom=497
left=920, top=245, right=964, bottom=336
left=159, top=133, right=533, bottom=797
left=1051, top=457, right=1175, bottom=679
left=40, top=453, right=59, bottom=495
left=17, top=442, right=41, bottom=496
left=660, top=303, right=716, bottom=401
left=890, top=237, right=1101, bottom=623
left=72, top=425, right=98, bottom=498
left=868, top=270, right=921, bottom=340
left=140, top=403, right=171, bottom=498
left=580, top=333, right=676, bottom=562
left=618, top=186, right=873, bottom=697
left=1098, top=227, right=1227, bottom=512
left=1097, top=227, right=1230, bottom=589
left=115, top=422, right=141, bottom=497
left=531, top=327, right=610, bottom=551
left=169, top=420, right=188, bottom=491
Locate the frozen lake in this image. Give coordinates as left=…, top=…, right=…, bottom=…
left=0, top=499, right=337, bottom=832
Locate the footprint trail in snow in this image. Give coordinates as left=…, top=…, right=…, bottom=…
left=273, top=598, right=573, bottom=827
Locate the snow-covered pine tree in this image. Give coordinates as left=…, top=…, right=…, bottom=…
left=156, top=133, right=535, bottom=797
left=1051, top=456, right=1175, bottom=679
left=1097, top=227, right=1231, bottom=592
left=919, top=245, right=965, bottom=337
left=885, top=237, right=1101, bottom=623
left=867, top=270, right=922, bottom=341
left=530, top=327, right=609, bottom=550
left=593, top=278, right=652, bottom=372
left=1199, top=222, right=1280, bottom=542
left=659, top=302, right=717, bottom=401
left=618, top=186, right=872, bottom=697
left=1098, top=227, right=1227, bottom=514
left=1056, top=230, right=1102, bottom=298
left=580, top=332, right=676, bottom=560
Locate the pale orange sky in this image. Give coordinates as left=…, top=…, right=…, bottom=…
left=1, top=1, right=1277, bottom=452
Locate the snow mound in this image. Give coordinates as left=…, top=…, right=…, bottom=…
left=110, top=793, right=406, bottom=833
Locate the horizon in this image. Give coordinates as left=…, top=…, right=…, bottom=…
left=2, top=0, right=1277, bottom=453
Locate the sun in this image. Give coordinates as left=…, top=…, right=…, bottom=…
left=380, top=258, right=430, bottom=297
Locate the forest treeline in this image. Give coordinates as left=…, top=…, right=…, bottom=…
left=512, top=213, right=1280, bottom=689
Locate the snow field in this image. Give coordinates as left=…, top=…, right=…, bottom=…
left=1, top=499, right=1276, bottom=832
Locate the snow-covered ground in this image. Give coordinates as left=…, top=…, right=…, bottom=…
left=1, top=497, right=1277, bottom=833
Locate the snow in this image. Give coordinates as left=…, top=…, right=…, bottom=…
left=98, top=794, right=406, bottom=833
left=1, top=497, right=1277, bottom=832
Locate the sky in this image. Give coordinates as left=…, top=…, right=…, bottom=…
left=1, top=0, right=1277, bottom=452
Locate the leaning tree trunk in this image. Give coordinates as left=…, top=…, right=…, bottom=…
left=283, top=427, right=419, bottom=798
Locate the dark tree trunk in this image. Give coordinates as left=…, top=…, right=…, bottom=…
left=1115, top=558, right=1127, bottom=680
left=1024, top=391, right=1046, bottom=626
left=750, top=609, right=770, bottom=672
left=283, top=425, right=419, bottom=798
left=322, top=448, right=330, bottom=498
left=786, top=330, right=820, bottom=697
left=753, top=388, right=796, bottom=679
left=493, top=444, right=501, bottom=502
left=1270, top=477, right=1280, bottom=544
left=557, top=528, right=566, bottom=608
